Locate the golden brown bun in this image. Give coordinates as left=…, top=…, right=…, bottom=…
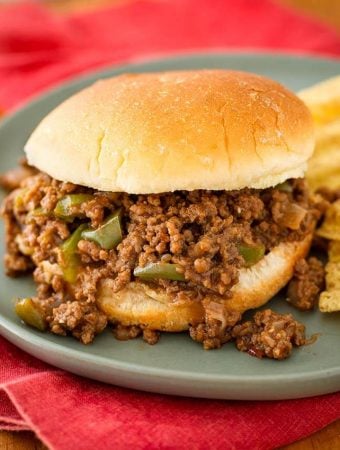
left=25, top=70, right=314, bottom=194
left=97, top=235, right=312, bottom=331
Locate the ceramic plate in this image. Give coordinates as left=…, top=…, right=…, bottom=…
left=0, top=53, right=339, bottom=400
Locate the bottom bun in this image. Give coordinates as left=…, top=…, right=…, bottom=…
left=97, top=235, right=312, bottom=331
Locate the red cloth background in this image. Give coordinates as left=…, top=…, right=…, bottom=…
left=0, top=0, right=339, bottom=111
left=0, top=1, right=339, bottom=449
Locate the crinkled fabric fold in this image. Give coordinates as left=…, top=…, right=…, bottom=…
left=0, top=336, right=339, bottom=450
left=0, top=0, right=339, bottom=110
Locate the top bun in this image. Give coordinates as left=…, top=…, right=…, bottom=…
left=25, top=70, right=314, bottom=194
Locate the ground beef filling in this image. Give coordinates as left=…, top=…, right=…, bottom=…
left=287, top=257, right=325, bottom=311
left=1, top=171, right=320, bottom=355
left=232, top=309, right=307, bottom=359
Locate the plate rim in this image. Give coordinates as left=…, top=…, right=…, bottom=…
left=1, top=313, right=340, bottom=383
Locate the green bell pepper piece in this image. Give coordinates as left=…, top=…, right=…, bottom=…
left=13, top=188, right=27, bottom=212
left=27, top=207, right=51, bottom=219
left=81, top=211, right=123, bottom=250
left=134, top=263, right=185, bottom=281
left=60, top=223, right=87, bottom=283
left=237, top=243, right=265, bottom=267
left=276, top=181, right=293, bottom=193
left=54, top=194, right=94, bottom=221
left=15, top=298, right=46, bottom=331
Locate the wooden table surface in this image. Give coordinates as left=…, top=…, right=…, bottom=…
left=0, top=0, right=339, bottom=448
left=0, top=420, right=339, bottom=450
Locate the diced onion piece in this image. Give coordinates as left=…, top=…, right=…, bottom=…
left=281, top=203, right=307, bottom=230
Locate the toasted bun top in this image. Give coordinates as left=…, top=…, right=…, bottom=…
left=25, top=70, right=314, bottom=193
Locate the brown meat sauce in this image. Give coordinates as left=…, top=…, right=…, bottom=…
left=1, top=171, right=322, bottom=357
left=232, top=309, right=307, bottom=360
left=287, top=257, right=325, bottom=311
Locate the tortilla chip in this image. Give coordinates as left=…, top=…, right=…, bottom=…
left=329, top=241, right=340, bottom=263
left=317, top=200, right=340, bottom=240
left=325, top=262, right=340, bottom=289
left=299, top=78, right=340, bottom=191
left=299, top=75, right=340, bottom=125
left=319, top=291, right=340, bottom=312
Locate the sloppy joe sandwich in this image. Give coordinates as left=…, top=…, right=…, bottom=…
left=1, top=70, right=323, bottom=358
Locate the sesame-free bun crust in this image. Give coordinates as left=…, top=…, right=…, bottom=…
left=25, top=70, right=314, bottom=194
left=97, top=235, right=312, bottom=331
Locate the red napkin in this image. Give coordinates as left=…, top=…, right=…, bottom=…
left=0, top=1, right=339, bottom=449
left=1, top=337, right=339, bottom=450
left=0, top=0, right=339, bottom=111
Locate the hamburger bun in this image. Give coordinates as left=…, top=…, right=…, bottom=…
left=25, top=70, right=314, bottom=194
left=98, top=235, right=312, bottom=331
